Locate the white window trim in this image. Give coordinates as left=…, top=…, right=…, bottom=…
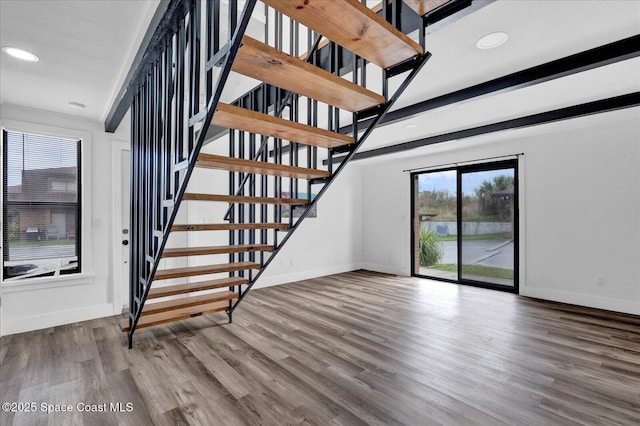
left=0, top=119, right=93, bottom=288
left=1, top=273, right=95, bottom=293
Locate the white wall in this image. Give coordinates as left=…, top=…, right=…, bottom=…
left=0, top=104, right=130, bottom=335
left=184, top=138, right=363, bottom=290
left=360, top=108, right=640, bottom=315
left=256, top=165, right=362, bottom=288
left=3, top=101, right=636, bottom=335
left=0, top=106, right=363, bottom=335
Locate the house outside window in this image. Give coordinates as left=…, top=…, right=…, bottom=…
left=2, top=129, right=81, bottom=280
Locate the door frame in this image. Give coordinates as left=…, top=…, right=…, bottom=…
left=111, top=140, right=130, bottom=314
left=411, top=159, right=519, bottom=294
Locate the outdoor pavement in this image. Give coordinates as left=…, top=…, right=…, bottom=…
left=422, top=239, right=514, bottom=286
left=440, top=239, right=514, bottom=269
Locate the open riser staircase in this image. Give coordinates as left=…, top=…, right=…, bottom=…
left=122, top=0, right=459, bottom=347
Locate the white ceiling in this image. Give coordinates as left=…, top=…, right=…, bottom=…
left=0, top=0, right=638, bottom=147
left=0, top=0, right=159, bottom=121
left=360, top=0, right=640, bottom=153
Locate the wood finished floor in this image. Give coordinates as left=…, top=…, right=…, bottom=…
left=1, top=270, right=639, bottom=425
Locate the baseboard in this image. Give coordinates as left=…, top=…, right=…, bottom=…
left=521, top=287, right=639, bottom=316
left=359, top=262, right=406, bottom=277
left=252, top=263, right=362, bottom=289
left=1, top=303, right=114, bottom=336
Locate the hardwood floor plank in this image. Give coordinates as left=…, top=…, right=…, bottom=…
left=181, top=334, right=252, bottom=400
left=210, top=328, right=340, bottom=424
left=155, top=407, right=191, bottom=426
left=2, top=270, right=639, bottom=425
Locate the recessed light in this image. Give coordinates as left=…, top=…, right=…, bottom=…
left=476, top=32, right=509, bottom=50
left=68, top=101, right=86, bottom=109
left=2, top=46, right=39, bottom=62
left=404, top=123, right=418, bottom=129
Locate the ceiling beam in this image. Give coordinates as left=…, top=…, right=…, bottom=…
left=272, top=33, right=639, bottom=160
left=327, top=92, right=640, bottom=163
left=104, top=0, right=193, bottom=133
left=339, top=34, right=640, bottom=134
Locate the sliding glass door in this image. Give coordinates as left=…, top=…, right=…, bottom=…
left=460, top=166, right=516, bottom=287
left=413, top=169, right=458, bottom=280
left=412, top=160, right=518, bottom=292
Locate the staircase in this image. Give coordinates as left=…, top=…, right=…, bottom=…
left=121, top=0, right=448, bottom=348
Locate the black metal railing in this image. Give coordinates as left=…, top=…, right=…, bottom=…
left=128, top=0, right=258, bottom=347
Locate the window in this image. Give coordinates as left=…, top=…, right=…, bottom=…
left=2, top=129, right=81, bottom=280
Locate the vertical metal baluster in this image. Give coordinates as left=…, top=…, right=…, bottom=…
left=289, top=17, right=296, bottom=219
left=189, top=1, right=201, bottom=153
left=392, top=0, right=402, bottom=29
left=274, top=90, right=282, bottom=224
left=382, top=0, right=390, bottom=23
left=334, top=44, right=340, bottom=133
left=238, top=97, right=245, bottom=276
left=148, top=69, right=154, bottom=282
left=306, top=28, right=312, bottom=171
left=154, top=61, right=162, bottom=258
left=261, top=85, right=268, bottom=258
left=143, top=77, right=150, bottom=293
left=275, top=11, right=283, bottom=239
left=138, top=84, right=144, bottom=315
left=163, top=41, right=173, bottom=229
left=228, top=142, right=236, bottom=321
left=187, top=11, right=194, bottom=153
left=229, top=0, right=237, bottom=42
left=213, top=0, right=220, bottom=55
left=327, top=41, right=336, bottom=176
left=148, top=67, right=155, bottom=271
left=229, top=128, right=235, bottom=276
left=128, top=93, right=138, bottom=346
left=205, top=0, right=213, bottom=100
left=175, top=19, right=185, bottom=195
left=276, top=10, right=282, bottom=50
left=311, top=31, right=318, bottom=172
left=272, top=12, right=279, bottom=245
left=248, top=91, right=256, bottom=280
left=327, top=41, right=334, bottom=134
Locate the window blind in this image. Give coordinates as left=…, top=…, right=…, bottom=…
left=3, top=130, right=81, bottom=279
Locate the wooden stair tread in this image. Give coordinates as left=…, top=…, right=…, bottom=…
left=233, top=36, right=384, bottom=112
left=403, top=0, right=452, bottom=16
left=172, top=223, right=290, bottom=231
left=263, top=0, right=423, bottom=69
left=212, top=103, right=354, bottom=149
left=148, top=277, right=249, bottom=299
left=162, top=244, right=274, bottom=258
left=196, top=153, right=330, bottom=180
left=155, top=261, right=260, bottom=280
left=120, top=300, right=229, bottom=332
left=142, top=291, right=238, bottom=315
left=183, top=193, right=308, bottom=205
